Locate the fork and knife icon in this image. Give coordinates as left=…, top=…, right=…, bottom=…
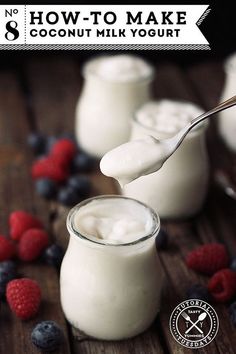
left=181, top=311, right=207, bottom=334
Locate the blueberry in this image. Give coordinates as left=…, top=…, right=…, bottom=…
left=42, top=244, right=64, bottom=268
left=0, top=260, right=16, bottom=274
left=156, top=229, right=169, bottom=250
left=35, top=178, right=58, bottom=199
left=59, top=132, right=77, bottom=144
left=230, top=257, right=236, bottom=272
left=27, top=133, right=46, bottom=155
left=31, top=321, right=63, bottom=352
left=229, top=302, right=236, bottom=326
left=71, top=152, right=95, bottom=173
left=46, top=136, right=58, bottom=153
left=67, top=175, right=91, bottom=197
left=186, top=284, right=210, bottom=302
left=0, top=261, right=17, bottom=299
left=58, top=186, right=82, bottom=207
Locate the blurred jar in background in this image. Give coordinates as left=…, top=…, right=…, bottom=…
left=123, top=100, right=209, bottom=219
left=75, top=55, right=154, bottom=158
left=219, top=53, right=236, bottom=151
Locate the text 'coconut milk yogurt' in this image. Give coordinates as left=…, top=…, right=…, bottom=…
left=60, top=196, right=163, bottom=340
left=75, top=54, right=154, bottom=158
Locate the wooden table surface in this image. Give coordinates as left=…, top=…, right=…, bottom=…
left=0, top=54, right=236, bottom=354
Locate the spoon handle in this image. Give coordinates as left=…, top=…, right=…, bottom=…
left=169, top=95, right=236, bottom=151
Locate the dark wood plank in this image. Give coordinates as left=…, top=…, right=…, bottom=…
left=0, top=70, right=71, bottom=354
left=26, top=56, right=81, bottom=134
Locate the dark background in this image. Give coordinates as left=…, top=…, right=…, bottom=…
left=0, top=1, right=235, bottom=67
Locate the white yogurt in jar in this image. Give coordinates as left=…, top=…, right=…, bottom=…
left=84, top=54, right=153, bottom=82
left=75, top=55, right=154, bottom=158
left=124, top=100, right=209, bottom=219
left=101, top=100, right=209, bottom=219
left=60, top=196, right=163, bottom=340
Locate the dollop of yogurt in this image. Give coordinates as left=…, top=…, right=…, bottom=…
left=100, top=136, right=169, bottom=187
left=74, top=198, right=154, bottom=244
left=136, top=100, right=204, bottom=135
left=84, top=54, right=153, bottom=82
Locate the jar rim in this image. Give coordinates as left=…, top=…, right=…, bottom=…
left=66, top=195, right=160, bottom=247
left=82, top=54, right=155, bottom=84
left=133, top=99, right=208, bottom=138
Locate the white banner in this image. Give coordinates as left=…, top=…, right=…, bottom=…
left=0, top=5, right=210, bottom=50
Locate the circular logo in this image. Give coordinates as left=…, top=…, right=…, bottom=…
left=169, top=299, right=219, bottom=349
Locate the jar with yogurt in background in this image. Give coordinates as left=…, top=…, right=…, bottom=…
left=75, top=55, right=154, bottom=158
left=60, top=195, right=163, bottom=340
left=123, top=100, right=209, bottom=219
left=218, top=53, right=236, bottom=151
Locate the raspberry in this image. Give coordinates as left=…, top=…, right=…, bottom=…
left=0, top=235, right=16, bottom=261
left=186, top=243, right=229, bottom=275
left=9, top=211, right=43, bottom=241
left=51, top=139, right=76, bottom=163
left=31, top=156, right=68, bottom=183
left=18, top=229, right=49, bottom=262
left=208, top=269, right=236, bottom=302
left=6, top=278, right=41, bottom=319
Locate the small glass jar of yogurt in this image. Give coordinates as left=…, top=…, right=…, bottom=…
left=123, top=100, right=209, bottom=219
left=60, top=195, right=163, bottom=340
left=75, top=55, right=154, bottom=158
left=218, top=53, right=236, bottom=151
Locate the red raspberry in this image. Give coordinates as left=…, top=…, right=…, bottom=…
left=186, top=243, right=229, bottom=275
left=6, top=278, right=41, bottom=319
left=0, top=235, right=16, bottom=261
left=9, top=211, right=43, bottom=241
left=208, top=269, right=236, bottom=302
left=51, top=139, right=76, bottom=163
left=31, top=156, right=68, bottom=182
left=18, top=229, right=49, bottom=261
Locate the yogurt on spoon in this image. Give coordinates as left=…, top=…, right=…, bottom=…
left=100, top=135, right=170, bottom=187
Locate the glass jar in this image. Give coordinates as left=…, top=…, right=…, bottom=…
left=75, top=55, right=154, bottom=158
left=218, top=53, right=236, bottom=151
left=123, top=102, right=209, bottom=219
left=60, top=195, right=163, bottom=340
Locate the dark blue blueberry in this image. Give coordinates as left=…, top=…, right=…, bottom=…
left=230, top=257, right=236, bottom=272
left=156, top=229, right=169, bottom=250
left=229, top=301, right=236, bottom=326
left=58, top=186, right=82, bottom=207
left=46, top=136, right=58, bottom=153
left=0, top=260, right=16, bottom=274
left=35, top=178, right=58, bottom=199
left=59, top=132, right=77, bottom=144
left=186, top=284, right=210, bottom=302
left=67, top=175, right=91, bottom=197
left=71, top=152, right=95, bottom=173
left=31, top=321, right=63, bottom=352
left=0, top=261, right=17, bottom=299
left=42, top=244, right=64, bottom=268
left=27, top=133, right=46, bottom=155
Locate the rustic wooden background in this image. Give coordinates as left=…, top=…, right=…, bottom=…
left=0, top=54, right=236, bottom=354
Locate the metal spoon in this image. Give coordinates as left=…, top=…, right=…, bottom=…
left=159, top=95, right=236, bottom=164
